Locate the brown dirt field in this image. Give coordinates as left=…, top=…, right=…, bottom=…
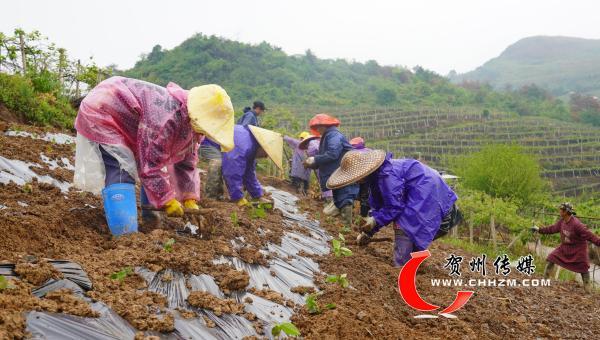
left=1, top=122, right=600, bottom=339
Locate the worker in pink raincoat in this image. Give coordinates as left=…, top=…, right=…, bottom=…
left=300, top=135, right=333, bottom=208
left=74, top=76, right=234, bottom=235
left=531, top=203, right=600, bottom=292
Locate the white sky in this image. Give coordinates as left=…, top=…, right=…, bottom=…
left=2, top=0, right=600, bottom=74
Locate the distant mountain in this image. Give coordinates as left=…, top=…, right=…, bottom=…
left=455, top=36, right=600, bottom=96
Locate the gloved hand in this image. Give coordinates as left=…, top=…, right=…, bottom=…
left=184, top=199, right=199, bottom=210
left=357, top=232, right=371, bottom=246
left=530, top=225, right=540, bottom=233
left=164, top=199, right=184, bottom=217
left=360, top=216, right=377, bottom=232
left=237, top=198, right=249, bottom=207
left=303, top=157, right=316, bottom=168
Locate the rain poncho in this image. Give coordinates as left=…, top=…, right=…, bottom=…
left=313, top=127, right=358, bottom=208
left=366, top=154, right=458, bottom=250
left=284, top=136, right=311, bottom=181
left=74, top=76, right=201, bottom=208
left=221, top=125, right=263, bottom=201
left=237, top=110, right=259, bottom=126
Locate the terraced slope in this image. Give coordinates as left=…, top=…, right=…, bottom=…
left=289, top=108, right=600, bottom=196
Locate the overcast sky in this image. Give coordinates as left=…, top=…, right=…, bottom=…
left=2, top=0, right=599, bottom=75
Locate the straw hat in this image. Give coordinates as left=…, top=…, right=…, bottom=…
left=298, top=135, right=319, bottom=150
left=187, top=84, right=235, bottom=152
left=326, top=150, right=386, bottom=189
left=248, top=125, right=284, bottom=170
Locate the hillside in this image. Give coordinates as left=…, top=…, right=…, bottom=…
left=286, top=106, right=600, bottom=196
left=123, top=34, right=569, bottom=122
left=456, top=36, right=600, bottom=97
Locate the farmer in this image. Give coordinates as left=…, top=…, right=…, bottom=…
left=222, top=124, right=283, bottom=206
left=237, top=101, right=265, bottom=127
left=201, top=106, right=254, bottom=199
left=284, top=132, right=312, bottom=195
left=350, top=137, right=371, bottom=217
left=74, top=76, right=234, bottom=235
left=303, top=114, right=359, bottom=227
left=531, top=203, right=600, bottom=292
left=299, top=134, right=334, bottom=207
left=327, top=150, right=460, bottom=267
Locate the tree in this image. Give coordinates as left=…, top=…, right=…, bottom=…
left=452, top=144, right=546, bottom=204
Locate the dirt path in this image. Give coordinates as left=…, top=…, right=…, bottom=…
left=1, top=123, right=599, bottom=339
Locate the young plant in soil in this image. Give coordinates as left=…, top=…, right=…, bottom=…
left=305, top=293, right=336, bottom=315
left=271, top=322, right=300, bottom=338
left=109, top=267, right=132, bottom=282
left=163, top=238, right=175, bottom=252
left=339, top=225, right=351, bottom=234
left=326, top=273, right=350, bottom=288
left=0, top=275, right=14, bottom=290
left=230, top=212, right=239, bottom=228
left=249, top=202, right=272, bottom=219
left=331, top=233, right=352, bottom=257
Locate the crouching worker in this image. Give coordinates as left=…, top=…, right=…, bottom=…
left=327, top=150, right=459, bottom=267
left=284, top=132, right=312, bottom=195
left=531, top=203, right=600, bottom=293
left=222, top=125, right=283, bottom=206
left=303, top=114, right=358, bottom=227
left=74, top=76, right=234, bottom=235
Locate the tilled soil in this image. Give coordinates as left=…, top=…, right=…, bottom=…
left=1, top=123, right=600, bottom=339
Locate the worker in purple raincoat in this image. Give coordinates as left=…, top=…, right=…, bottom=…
left=284, top=132, right=312, bottom=195
left=327, top=150, right=459, bottom=267
left=350, top=137, right=371, bottom=217
left=222, top=125, right=277, bottom=206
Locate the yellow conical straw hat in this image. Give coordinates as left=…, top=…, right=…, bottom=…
left=187, top=84, right=234, bottom=152
left=327, top=150, right=386, bottom=189
left=248, top=125, right=283, bottom=170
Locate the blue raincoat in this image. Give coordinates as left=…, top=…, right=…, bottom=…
left=221, top=125, right=263, bottom=201
left=237, top=110, right=259, bottom=127
left=314, top=127, right=358, bottom=208
left=367, top=154, right=458, bottom=250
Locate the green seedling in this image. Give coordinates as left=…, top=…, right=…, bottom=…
left=326, top=273, right=350, bottom=288
left=305, top=293, right=320, bottom=314
left=22, top=182, right=33, bottom=194
left=340, top=225, right=351, bottom=234
left=230, top=212, right=239, bottom=228
left=331, top=233, right=352, bottom=257
left=109, top=267, right=132, bottom=282
left=163, top=238, right=175, bottom=252
left=271, top=322, right=301, bottom=338
left=0, top=275, right=14, bottom=290
left=250, top=202, right=272, bottom=219
left=325, top=303, right=336, bottom=310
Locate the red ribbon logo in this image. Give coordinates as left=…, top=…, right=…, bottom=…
left=398, top=250, right=473, bottom=316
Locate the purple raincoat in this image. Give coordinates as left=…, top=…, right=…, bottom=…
left=284, top=136, right=311, bottom=181
left=221, top=125, right=263, bottom=201
left=367, top=153, right=458, bottom=250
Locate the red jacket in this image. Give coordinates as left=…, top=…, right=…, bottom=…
left=539, top=216, right=600, bottom=273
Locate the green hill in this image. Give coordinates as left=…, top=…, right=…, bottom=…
left=124, top=33, right=568, bottom=121
left=456, top=36, right=600, bottom=97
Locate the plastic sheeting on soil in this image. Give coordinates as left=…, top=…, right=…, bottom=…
left=5, top=130, right=76, bottom=145
left=22, top=187, right=329, bottom=339
left=0, top=156, right=71, bottom=192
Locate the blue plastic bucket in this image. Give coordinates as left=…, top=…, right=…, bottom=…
left=101, top=183, right=138, bottom=236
